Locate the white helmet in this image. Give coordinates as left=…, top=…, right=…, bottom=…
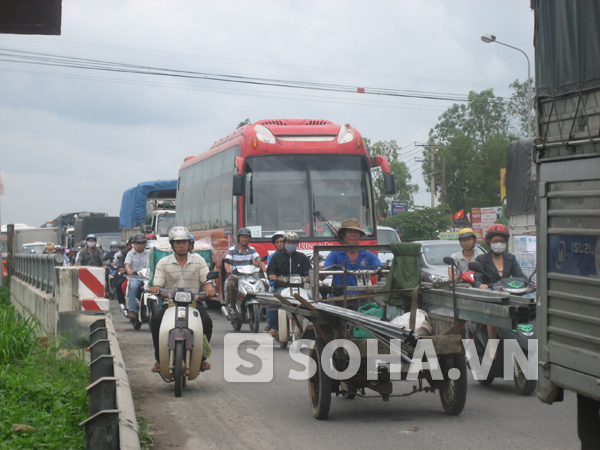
left=169, top=226, right=191, bottom=243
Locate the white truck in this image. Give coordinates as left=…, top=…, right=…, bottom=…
left=533, top=1, right=600, bottom=447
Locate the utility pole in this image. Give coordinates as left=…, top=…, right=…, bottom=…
left=430, top=150, right=436, bottom=208
left=441, top=157, right=446, bottom=205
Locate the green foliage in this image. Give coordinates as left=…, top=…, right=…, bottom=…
left=236, top=118, right=251, bottom=129
left=0, top=285, right=9, bottom=309
left=364, top=138, right=418, bottom=219
left=0, top=307, right=88, bottom=449
left=421, top=84, right=527, bottom=214
left=381, top=205, right=453, bottom=242
left=137, top=416, right=154, bottom=450
left=507, top=79, right=535, bottom=137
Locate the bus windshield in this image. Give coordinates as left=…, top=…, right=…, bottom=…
left=244, top=154, right=374, bottom=239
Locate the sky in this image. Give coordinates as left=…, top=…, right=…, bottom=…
left=0, top=0, right=535, bottom=227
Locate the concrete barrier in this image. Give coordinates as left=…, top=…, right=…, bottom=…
left=11, top=266, right=109, bottom=347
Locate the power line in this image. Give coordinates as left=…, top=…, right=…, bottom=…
left=0, top=47, right=495, bottom=104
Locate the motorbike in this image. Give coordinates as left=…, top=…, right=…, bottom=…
left=156, top=274, right=218, bottom=397
left=221, top=264, right=268, bottom=333
left=464, top=260, right=537, bottom=396
left=126, top=268, right=160, bottom=331
left=273, top=274, right=311, bottom=350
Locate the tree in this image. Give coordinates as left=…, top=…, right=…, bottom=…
left=421, top=86, right=521, bottom=214
left=380, top=205, right=453, bottom=242
left=364, top=139, right=418, bottom=219
left=236, top=118, right=251, bottom=129
left=506, top=79, right=535, bottom=137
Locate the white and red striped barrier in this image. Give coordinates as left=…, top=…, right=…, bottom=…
left=78, top=268, right=109, bottom=311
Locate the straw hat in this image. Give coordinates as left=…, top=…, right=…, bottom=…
left=45, top=242, right=56, bottom=253
left=338, top=218, right=365, bottom=237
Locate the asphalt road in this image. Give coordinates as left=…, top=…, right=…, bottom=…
left=112, top=300, right=580, bottom=450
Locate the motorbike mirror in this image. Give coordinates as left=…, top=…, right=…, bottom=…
left=208, top=261, right=216, bottom=271
left=468, top=261, right=485, bottom=273
left=206, top=271, right=219, bottom=281
left=443, top=256, right=456, bottom=266
left=261, top=255, right=268, bottom=262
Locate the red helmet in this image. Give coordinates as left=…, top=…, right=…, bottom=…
left=485, top=224, right=509, bottom=240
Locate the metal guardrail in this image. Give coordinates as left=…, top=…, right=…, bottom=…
left=13, top=253, right=64, bottom=294
left=81, top=316, right=140, bottom=450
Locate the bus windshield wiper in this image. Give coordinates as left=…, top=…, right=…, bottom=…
left=313, top=210, right=342, bottom=242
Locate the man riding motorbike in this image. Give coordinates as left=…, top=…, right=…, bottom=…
left=150, top=226, right=216, bottom=372
left=266, top=231, right=312, bottom=336
left=448, top=228, right=484, bottom=277
left=224, top=228, right=266, bottom=320
left=125, top=233, right=149, bottom=320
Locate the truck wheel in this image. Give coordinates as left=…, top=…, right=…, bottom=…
left=478, top=374, right=495, bottom=386
left=440, top=355, right=467, bottom=415
left=174, top=341, right=184, bottom=398
left=308, top=339, right=332, bottom=420
left=514, top=361, right=536, bottom=396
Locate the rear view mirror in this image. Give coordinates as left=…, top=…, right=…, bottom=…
left=232, top=174, right=245, bottom=196
left=443, top=256, right=456, bottom=266
left=261, top=255, right=268, bottom=262
left=208, top=261, right=216, bottom=271
left=383, top=173, right=395, bottom=195
left=206, top=271, right=219, bottom=281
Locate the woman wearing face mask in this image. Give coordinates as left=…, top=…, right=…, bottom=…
left=474, top=224, right=526, bottom=358
left=473, top=224, right=525, bottom=289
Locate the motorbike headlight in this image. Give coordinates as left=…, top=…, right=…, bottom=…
left=289, top=275, right=303, bottom=285
left=240, top=280, right=255, bottom=293
left=430, top=274, right=450, bottom=283
left=177, top=307, right=187, bottom=319
left=174, top=292, right=192, bottom=303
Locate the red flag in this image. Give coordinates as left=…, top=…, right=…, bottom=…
left=453, top=209, right=465, bottom=220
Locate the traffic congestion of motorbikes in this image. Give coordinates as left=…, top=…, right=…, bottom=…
left=57, top=218, right=536, bottom=399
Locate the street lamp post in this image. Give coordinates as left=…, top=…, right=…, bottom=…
left=481, top=34, right=533, bottom=138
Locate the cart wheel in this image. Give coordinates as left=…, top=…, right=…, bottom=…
left=278, top=310, right=288, bottom=344
left=308, top=339, right=332, bottom=420
left=174, top=341, right=185, bottom=398
left=440, top=355, right=467, bottom=415
left=249, top=304, right=260, bottom=334
left=514, top=360, right=536, bottom=396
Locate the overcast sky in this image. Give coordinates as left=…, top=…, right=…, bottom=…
left=0, top=0, right=534, bottom=227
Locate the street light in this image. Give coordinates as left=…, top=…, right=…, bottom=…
left=481, top=34, right=533, bottom=137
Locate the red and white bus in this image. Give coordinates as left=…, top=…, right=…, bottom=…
left=175, top=119, right=395, bottom=300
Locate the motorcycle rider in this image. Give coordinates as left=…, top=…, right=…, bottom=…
left=224, top=228, right=266, bottom=320
left=124, top=233, right=149, bottom=320
left=150, top=226, right=216, bottom=372
left=263, top=231, right=285, bottom=332
left=76, top=234, right=104, bottom=267
left=189, top=234, right=195, bottom=253
left=102, top=241, right=119, bottom=297
left=266, top=231, right=312, bottom=337
left=448, top=228, right=484, bottom=277
left=473, top=224, right=526, bottom=358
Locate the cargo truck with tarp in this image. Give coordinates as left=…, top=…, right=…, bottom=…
left=119, top=180, right=177, bottom=241
left=73, top=216, right=121, bottom=252
left=533, top=1, right=600, bottom=446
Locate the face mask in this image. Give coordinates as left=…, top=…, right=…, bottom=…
left=285, top=244, right=297, bottom=253
left=490, top=242, right=506, bottom=254
left=87, top=241, right=96, bottom=248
